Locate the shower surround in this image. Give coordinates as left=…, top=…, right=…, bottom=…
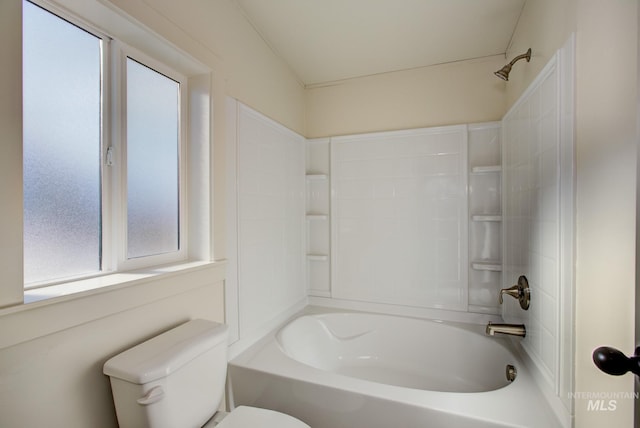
left=302, top=123, right=504, bottom=318
left=226, top=35, right=574, bottom=427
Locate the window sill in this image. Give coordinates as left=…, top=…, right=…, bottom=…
left=0, top=260, right=226, bottom=350
left=22, top=260, right=218, bottom=305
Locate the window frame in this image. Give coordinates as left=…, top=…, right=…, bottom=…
left=109, top=42, right=189, bottom=273
left=22, top=0, right=109, bottom=289
left=22, top=0, right=192, bottom=289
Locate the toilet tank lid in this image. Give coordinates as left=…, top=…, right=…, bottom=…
left=103, top=319, right=228, bottom=384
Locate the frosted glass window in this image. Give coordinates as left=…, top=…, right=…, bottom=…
left=23, top=1, right=102, bottom=284
left=126, top=58, right=180, bottom=259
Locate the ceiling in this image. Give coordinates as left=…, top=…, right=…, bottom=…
left=234, top=0, right=526, bottom=87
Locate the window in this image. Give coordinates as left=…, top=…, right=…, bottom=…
left=23, top=1, right=102, bottom=285
left=23, top=0, right=187, bottom=288
left=125, top=58, right=181, bottom=259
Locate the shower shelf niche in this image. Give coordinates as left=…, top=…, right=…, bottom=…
left=471, top=261, right=503, bottom=272
left=468, top=123, right=503, bottom=314
left=306, top=173, right=328, bottom=180
left=306, top=214, right=328, bottom=221
left=305, top=139, right=331, bottom=297
left=472, top=215, right=502, bottom=222
left=471, top=165, right=502, bottom=174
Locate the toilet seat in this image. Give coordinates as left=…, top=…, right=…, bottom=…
left=214, top=406, right=310, bottom=428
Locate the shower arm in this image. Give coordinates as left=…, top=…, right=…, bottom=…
left=507, top=50, right=531, bottom=67
left=494, top=48, right=532, bottom=81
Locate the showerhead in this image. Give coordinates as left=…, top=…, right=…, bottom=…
left=494, top=48, right=531, bottom=81
left=494, top=64, right=512, bottom=81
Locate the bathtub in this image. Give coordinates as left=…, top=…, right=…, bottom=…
left=228, top=309, right=561, bottom=428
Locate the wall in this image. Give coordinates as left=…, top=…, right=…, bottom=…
left=508, top=1, right=638, bottom=427
left=504, top=0, right=576, bottom=108
left=305, top=55, right=507, bottom=138
left=573, top=2, right=638, bottom=426
left=227, top=101, right=307, bottom=351
left=330, top=127, right=469, bottom=311
left=306, top=124, right=507, bottom=321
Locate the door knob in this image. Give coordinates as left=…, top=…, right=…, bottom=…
left=592, top=346, right=640, bottom=377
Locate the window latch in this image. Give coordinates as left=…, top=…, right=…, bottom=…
left=106, top=146, right=114, bottom=166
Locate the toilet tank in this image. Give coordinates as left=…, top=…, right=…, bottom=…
left=103, top=319, right=228, bottom=428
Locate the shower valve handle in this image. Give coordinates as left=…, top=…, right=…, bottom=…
left=499, top=285, right=521, bottom=303
left=498, top=276, right=530, bottom=310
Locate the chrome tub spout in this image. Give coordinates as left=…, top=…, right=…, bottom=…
left=485, top=322, right=526, bottom=338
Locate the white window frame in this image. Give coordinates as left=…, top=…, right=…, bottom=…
left=22, top=0, right=109, bottom=289
left=22, top=2, right=189, bottom=287
left=13, top=0, right=213, bottom=302
left=108, top=42, right=189, bottom=272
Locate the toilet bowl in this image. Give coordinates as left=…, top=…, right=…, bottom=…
left=204, top=406, right=310, bottom=428
left=103, top=319, right=309, bottom=428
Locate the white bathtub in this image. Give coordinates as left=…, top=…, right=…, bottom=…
left=229, top=309, right=561, bottom=428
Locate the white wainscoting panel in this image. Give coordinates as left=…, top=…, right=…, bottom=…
left=235, top=102, right=306, bottom=340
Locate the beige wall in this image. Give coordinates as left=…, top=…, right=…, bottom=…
left=509, top=1, right=638, bottom=427
left=574, top=1, right=638, bottom=426
left=504, top=0, right=577, bottom=108
left=305, top=55, right=507, bottom=138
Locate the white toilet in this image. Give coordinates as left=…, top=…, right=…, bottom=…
left=103, top=319, right=310, bottom=428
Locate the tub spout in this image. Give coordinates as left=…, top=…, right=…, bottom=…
left=485, top=322, right=526, bottom=338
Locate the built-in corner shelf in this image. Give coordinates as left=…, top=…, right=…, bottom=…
left=472, top=214, right=502, bottom=222
left=471, top=261, right=503, bottom=272
left=468, top=123, right=503, bottom=314
left=468, top=304, right=501, bottom=315
left=306, top=214, right=328, bottom=221
left=306, top=173, right=328, bottom=180
left=306, top=138, right=331, bottom=297
left=471, top=165, right=502, bottom=174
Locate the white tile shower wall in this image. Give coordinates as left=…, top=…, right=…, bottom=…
left=503, top=60, right=560, bottom=385
left=236, top=103, right=306, bottom=340
left=502, top=37, right=574, bottom=419
left=331, top=127, right=469, bottom=311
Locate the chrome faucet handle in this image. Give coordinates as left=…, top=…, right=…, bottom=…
left=498, top=275, right=530, bottom=310
left=499, top=285, right=520, bottom=303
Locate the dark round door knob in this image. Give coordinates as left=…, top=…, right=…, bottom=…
left=593, top=346, right=640, bottom=377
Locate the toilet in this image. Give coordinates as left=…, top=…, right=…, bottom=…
left=103, top=319, right=310, bottom=428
